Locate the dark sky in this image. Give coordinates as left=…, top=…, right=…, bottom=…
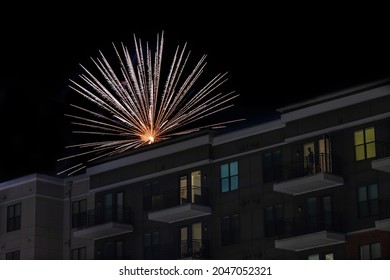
left=1, top=5, right=390, bottom=181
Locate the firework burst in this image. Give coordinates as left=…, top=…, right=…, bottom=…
left=57, top=31, right=244, bottom=176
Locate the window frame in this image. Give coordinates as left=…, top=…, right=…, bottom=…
left=354, top=127, right=376, bottom=161
left=357, top=184, right=378, bottom=218
left=220, top=161, right=239, bottom=193
left=221, top=213, right=240, bottom=246
left=7, top=203, right=21, bottom=232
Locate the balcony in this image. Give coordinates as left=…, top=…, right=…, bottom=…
left=143, top=240, right=209, bottom=260
left=371, top=140, right=390, bottom=173
left=274, top=211, right=345, bottom=251
left=73, top=206, right=133, bottom=240
left=273, top=153, right=344, bottom=195
left=148, top=186, right=211, bottom=223
left=375, top=199, right=390, bottom=231
left=180, top=239, right=209, bottom=259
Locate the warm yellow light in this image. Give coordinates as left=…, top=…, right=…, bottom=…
left=140, top=132, right=156, bottom=144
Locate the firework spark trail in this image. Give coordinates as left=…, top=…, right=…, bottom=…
left=58, top=31, right=245, bottom=176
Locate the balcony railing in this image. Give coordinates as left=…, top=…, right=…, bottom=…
left=275, top=153, right=341, bottom=182
left=372, top=139, right=390, bottom=173
left=73, top=206, right=132, bottom=229
left=375, top=139, right=390, bottom=159
left=180, top=239, right=209, bottom=259
left=276, top=211, right=343, bottom=239
left=379, top=199, right=390, bottom=220
left=143, top=240, right=210, bottom=260
left=149, top=186, right=209, bottom=212
left=375, top=199, right=390, bottom=232
left=148, top=186, right=211, bottom=223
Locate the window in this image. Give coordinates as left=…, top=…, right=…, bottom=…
left=6, top=250, right=20, bottom=260
left=264, top=204, right=283, bottom=237
left=144, top=231, right=160, bottom=259
left=7, top=203, right=21, bottom=232
left=308, top=254, right=319, bottom=260
left=143, top=181, right=160, bottom=211
left=354, top=127, right=376, bottom=161
left=360, top=242, right=381, bottom=259
left=72, top=247, right=86, bottom=260
left=72, top=199, right=87, bottom=228
left=221, top=214, right=240, bottom=245
left=358, top=184, right=378, bottom=218
left=100, top=240, right=124, bottom=260
left=220, top=161, right=238, bottom=192
left=307, top=252, right=334, bottom=260
left=262, top=150, right=282, bottom=182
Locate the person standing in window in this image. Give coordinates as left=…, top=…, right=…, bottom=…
left=307, top=147, right=314, bottom=174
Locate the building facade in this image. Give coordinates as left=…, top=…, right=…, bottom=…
left=1, top=78, right=390, bottom=260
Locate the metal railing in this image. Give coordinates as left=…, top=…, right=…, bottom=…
left=73, top=206, right=131, bottom=229
left=276, top=211, right=343, bottom=239
left=180, top=239, right=209, bottom=259
left=375, top=139, right=390, bottom=159
left=379, top=199, right=390, bottom=220
left=149, top=186, right=209, bottom=211
left=275, top=153, right=341, bottom=182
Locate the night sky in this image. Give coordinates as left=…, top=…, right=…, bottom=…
left=1, top=5, right=390, bottom=181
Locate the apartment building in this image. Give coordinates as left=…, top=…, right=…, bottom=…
left=1, top=78, right=390, bottom=260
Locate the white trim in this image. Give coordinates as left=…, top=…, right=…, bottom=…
left=346, top=227, right=376, bottom=236
left=86, top=135, right=211, bottom=175
left=88, top=159, right=211, bottom=192
left=0, top=173, right=64, bottom=191
left=212, top=119, right=285, bottom=145
left=284, top=112, right=390, bottom=143
left=0, top=193, right=65, bottom=206
left=280, top=84, right=390, bottom=123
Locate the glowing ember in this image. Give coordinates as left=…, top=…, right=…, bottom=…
left=57, top=31, right=244, bottom=176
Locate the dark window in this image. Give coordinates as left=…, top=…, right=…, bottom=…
left=220, top=161, right=238, bottom=193
left=7, top=203, right=21, bottom=232
left=72, top=199, right=87, bottom=228
left=221, top=214, right=240, bottom=245
left=360, top=242, right=381, bottom=259
left=358, top=184, right=378, bottom=218
left=143, top=181, right=160, bottom=211
left=262, top=150, right=282, bottom=182
left=264, top=204, right=283, bottom=237
left=100, top=240, right=124, bottom=260
left=144, top=231, right=160, bottom=259
left=6, top=250, right=20, bottom=260
left=72, top=247, right=86, bottom=260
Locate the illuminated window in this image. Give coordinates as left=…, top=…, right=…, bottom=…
left=308, top=254, right=319, bottom=260
left=7, top=203, right=21, bottom=232
left=358, top=184, right=378, bottom=218
left=220, top=161, right=238, bottom=192
left=354, top=127, right=376, bottom=161
left=308, top=252, right=334, bottom=260
left=360, top=242, right=381, bottom=259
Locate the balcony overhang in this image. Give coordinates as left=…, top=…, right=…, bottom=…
left=375, top=219, right=390, bottom=232
left=372, top=157, right=390, bottom=173
left=148, top=203, right=212, bottom=223
left=275, top=230, right=345, bottom=251
left=273, top=172, right=344, bottom=195
left=73, top=222, right=134, bottom=240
